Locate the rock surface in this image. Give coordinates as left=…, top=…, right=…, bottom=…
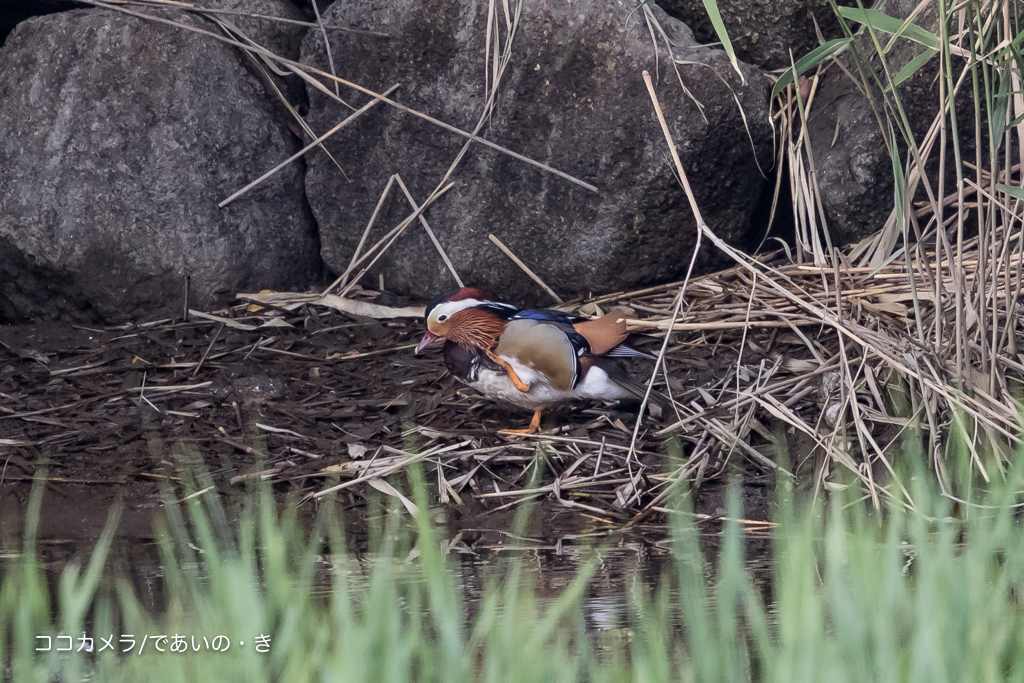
left=805, top=0, right=954, bottom=245
left=657, top=0, right=853, bottom=70
left=0, top=0, right=306, bottom=52
left=0, top=7, right=321, bottom=322
left=186, top=0, right=311, bottom=106
left=301, top=0, right=773, bottom=304
left=199, top=0, right=308, bottom=59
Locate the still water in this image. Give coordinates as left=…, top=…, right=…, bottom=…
left=0, top=479, right=774, bottom=632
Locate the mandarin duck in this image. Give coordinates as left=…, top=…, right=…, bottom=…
left=415, top=287, right=653, bottom=435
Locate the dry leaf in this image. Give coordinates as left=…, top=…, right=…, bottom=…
left=237, top=292, right=424, bottom=319
left=247, top=289, right=278, bottom=312
left=859, top=300, right=909, bottom=317
left=697, top=387, right=717, bottom=407
left=189, top=310, right=261, bottom=331
left=255, top=423, right=308, bottom=439
left=783, top=357, right=819, bottom=373
left=367, top=478, right=419, bottom=518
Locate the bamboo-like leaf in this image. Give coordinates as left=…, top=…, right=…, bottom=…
left=700, top=0, right=744, bottom=82
left=890, top=48, right=937, bottom=87
left=771, top=37, right=853, bottom=100
left=996, top=183, right=1024, bottom=201
left=990, top=71, right=1013, bottom=142
left=1007, top=109, right=1024, bottom=129
left=888, top=120, right=905, bottom=233
left=838, top=7, right=940, bottom=51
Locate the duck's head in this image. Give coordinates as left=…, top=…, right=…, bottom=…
left=416, top=287, right=518, bottom=353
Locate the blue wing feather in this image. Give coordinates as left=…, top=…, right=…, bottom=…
left=480, top=302, right=520, bottom=319
left=513, top=309, right=581, bottom=325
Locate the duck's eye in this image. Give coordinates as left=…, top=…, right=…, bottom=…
left=437, top=314, right=449, bottom=322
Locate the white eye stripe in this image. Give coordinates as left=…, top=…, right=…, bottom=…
left=428, top=298, right=517, bottom=324
left=430, top=299, right=486, bottom=321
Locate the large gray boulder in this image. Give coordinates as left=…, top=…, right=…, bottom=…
left=301, top=0, right=773, bottom=304
left=0, top=7, right=322, bottom=323
left=806, top=0, right=954, bottom=246
left=658, top=0, right=854, bottom=70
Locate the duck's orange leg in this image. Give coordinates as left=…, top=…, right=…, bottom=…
left=484, top=348, right=530, bottom=392
left=499, top=411, right=542, bottom=438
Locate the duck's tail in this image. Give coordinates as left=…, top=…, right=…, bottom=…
left=604, top=344, right=657, bottom=360
left=590, top=357, right=666, bottom=417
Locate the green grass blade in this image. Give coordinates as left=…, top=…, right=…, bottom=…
left=888, top=119, right=906, bottom=241
left=890, top=48, right=938, bottom=87
left=996, top=183, right=1024, bottom=201
left=700, top=0, right=743, bottom=80
left=838, top=6, right=940, bottom=50
left=771, top=37, right=853, bottom=100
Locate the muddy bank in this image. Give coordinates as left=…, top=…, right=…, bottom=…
left=0, top=294, right=766, bottom=522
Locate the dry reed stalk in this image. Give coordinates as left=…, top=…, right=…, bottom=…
left=487, top=234, right=563, bottom=304
left=394, top=175, right=464, bottom=287
left=219, top=85, right=399, bottom=208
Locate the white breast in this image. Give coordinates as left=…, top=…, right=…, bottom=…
left=463, top=356, right=631, bottom=409
left=576, top=365, right=632, bottom=401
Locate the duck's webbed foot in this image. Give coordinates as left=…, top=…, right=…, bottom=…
left=499, top=410, right=542, bottom=439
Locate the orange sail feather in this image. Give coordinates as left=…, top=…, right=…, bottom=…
left=573, top=309, right=629, bottom=356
